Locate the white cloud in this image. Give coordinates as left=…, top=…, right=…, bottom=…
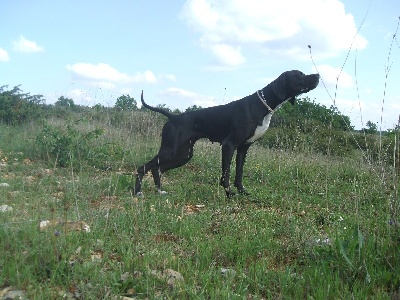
left=131, top=70, right=158, bottom=84
left=315, top=64, right=353, bottom=88
left=160, top=87, right=198, bottom=98
left=159, top=87, right=217, bottom=108
left=0, top=48, right=9, bottom=61
left=209, top=44, right=245, bottom=66
left=181, top=0, right=367, bottom=65
left=13, top=36, right=44, bottom=53
left=67, top=63, right=133, bottom=82
left=66, top=63, right=163, bottom=84
left=162, top=74, right=177, bottom=81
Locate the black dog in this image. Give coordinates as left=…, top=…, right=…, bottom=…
left=135, top=70, right=319, bottom=197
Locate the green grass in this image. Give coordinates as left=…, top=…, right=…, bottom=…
left=0, top=120, right=399, bottom=299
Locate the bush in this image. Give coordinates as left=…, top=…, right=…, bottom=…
left=260, top=125, right=358, bottom=156
left=0, top=85, right=45, bottom=125
left=35, top=122, right=111, bottom=169
left=273, top=97, right=353, bottom=131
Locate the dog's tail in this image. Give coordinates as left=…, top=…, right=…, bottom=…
left=141, top=90, right=174, bottom=119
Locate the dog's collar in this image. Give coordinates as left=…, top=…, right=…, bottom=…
left=257, top=90, right=274, bottom=113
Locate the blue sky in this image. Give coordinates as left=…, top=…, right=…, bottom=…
left=1, top=0, right=399, bottom=130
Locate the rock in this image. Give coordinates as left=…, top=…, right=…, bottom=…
left=58, top=290, right=75, bottom=299
left=0, top=287, right=28, bottom=300
left=164, top=269, right=184, bottom=286
left=39, top=219, right=90, bottom=233
left=7, top=191, right=19, bottom=199
left=314, top=237, right=331, bottom=245
left=120, top=272, right=130, bottom=282
left=0, top=204, right=13, bottom=212
left=221, top=268, right=236, bottom=277
left=150, top=268, right=184, bottom=287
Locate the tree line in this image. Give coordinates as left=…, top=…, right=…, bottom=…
left=0, top=85, right=385, bottom=134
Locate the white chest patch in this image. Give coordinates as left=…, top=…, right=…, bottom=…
left=247, top=113, right=273, bottom=143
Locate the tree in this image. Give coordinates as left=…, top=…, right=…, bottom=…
left=55, top=96, right=75, bottom=108
left=0, top=85, right=44, bottom=124
left=115, top=94, right=137, bottom=111
left=93, top=103, right=105, bottom=111
left=363, top=121, right=378, bottom=134
left=185, top=105, right=203, bottom=112
left=156, top=103, right=172, bottom=113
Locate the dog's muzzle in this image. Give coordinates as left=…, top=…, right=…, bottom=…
left=305, top=74, right=320, bottom=91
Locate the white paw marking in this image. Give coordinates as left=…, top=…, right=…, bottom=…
left=158, top=189, right=168, bottom=195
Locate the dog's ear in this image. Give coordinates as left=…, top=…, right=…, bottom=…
left=289, top=97, right=296, bottom=105
left=269, top=73, right=287, bottom=100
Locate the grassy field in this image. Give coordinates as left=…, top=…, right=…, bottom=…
left=0, top=114, right=399, bottom=299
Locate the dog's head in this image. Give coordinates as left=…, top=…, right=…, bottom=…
left=269, top=70, right=320, bottom=104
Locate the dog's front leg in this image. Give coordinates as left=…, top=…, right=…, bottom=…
left=234, top=143, right=251, bottom=195
left=220, top=141, right=236, bottom=197
left=134, top=169, right=144, bottom=196
left=151, top=168, right=167, bottom=195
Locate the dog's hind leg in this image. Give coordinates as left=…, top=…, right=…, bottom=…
left=134, top=155, right=161, bottom=196
left=135, top=153, right=174, bottom=196
left=220, top=140, right=236, bottom=197
left=136, top=139, right=195, bottom=195
left=153, top=140, right=195, bottom=194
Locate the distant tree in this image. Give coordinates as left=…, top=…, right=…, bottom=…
left=115, top=94, right=137, bottom=111
left=386, top=125, right=400, bottom=139
left=93, top=103, right=105, bottom=111
left=155, top=103, right=171, bottom=112
left=363, top=121, right=378, bottom=134
left=55, top=96, right=75, bottom=108
left=185, top=105, right=203, bottom=112
left=144, top=103, right=174, bottom=114
left=0, top=85, right=44, bottom=124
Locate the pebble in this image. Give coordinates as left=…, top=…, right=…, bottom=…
left=150, top=268, right=184, bottom=287
left=0, top=204, right=13, bottom=212
left=0, top=287, right=28, bottom=300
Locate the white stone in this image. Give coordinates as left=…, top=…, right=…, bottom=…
left=0, top=204, right=13, bottom=212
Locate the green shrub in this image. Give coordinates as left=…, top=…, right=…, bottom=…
left=35, top=122, right=104, bottom=168
left=273, top=96, right=353, bottom=131
left=0, top=85, right=45, bottom=125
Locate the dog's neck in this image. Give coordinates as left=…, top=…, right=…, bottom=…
left=256, top=90, right=274, bottom=112
left=258, top=85, right=292, bottom=113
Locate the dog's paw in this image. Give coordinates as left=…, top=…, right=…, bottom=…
left=224, top=188, right=236, bottom=198
left=157, top=189, right=168, bottom=195
left=238, top=189, right=251, bottom=196
left=135, top=191, right=143, bottom=197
